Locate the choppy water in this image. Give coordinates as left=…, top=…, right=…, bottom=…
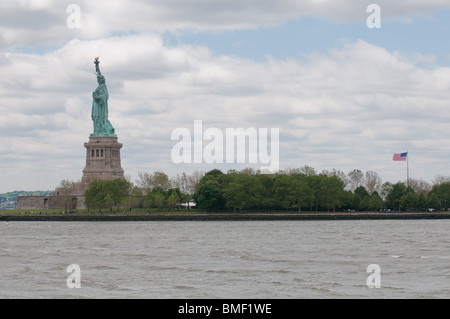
left=0, top=220, right=449, bottom=298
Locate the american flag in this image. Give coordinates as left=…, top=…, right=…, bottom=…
left=393, top=152, right=407, bottom=161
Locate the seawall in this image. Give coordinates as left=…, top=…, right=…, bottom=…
left=1, top=212, right=450, bottom=221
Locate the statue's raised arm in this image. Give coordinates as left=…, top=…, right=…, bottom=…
left=94, top=56, right=101, bottom=75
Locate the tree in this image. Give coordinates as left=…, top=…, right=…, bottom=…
left=171, top=172, right=203, bottom=195
left=305, top=174, right=345, bottom=212
left=400, top=193, right=418, bottom=211
left=428, top=182, right=450, bottom=210
left=416, top=193, right=428, bottom=211
left=369, top=192, right=383, bottom=211
left=179, top=192, right=192, bottom=209
left=322, top=169, right=348, bottom=190
left=104, top=193, right=114, bottom=212
left=137, top=172, right=152, bottom=193
left=368, top=192, right=383, bottom=211
left=187, top=170, right=205, bottom=195
left=143, top=192, right=154, bottom=213
left=107, top=178, right=131, bottom=211
left=137, top=171, right=171, bottom=193
left=221, top=173, right=264, bottom=212
left=205, top=168, right=224, bottom=179
left=84, top=179, right=130, bottom=212
left=58, top=179, right=76, bottom=211
left=239, top=167, right=257, bottom=175
left=354, top=186, right=370, bottom=199
left=353, top=185, right=370, bottom=211
left=153, top=191, right=165, bottom=210
left=282, top=167, right=301, bottom=175
left=128, top=185, right=143, bottom=209
left=257, top=173, right=278, bottom=211
left=223, top=180, right=246, bottom=213
left=321, top=175, right=345, bottom=212
left=244, top=175, right=265, bottom=210
left=385, top=182, right=408, bottom=210
left=427, top=193, right=441, bottom=211
left=380, top=181, right=393, bottom=201
left=143, top=188, right=166, bottom=211
left=347, top=169, right=364, bottom=192
left=84, top=180, right=106, bottom=212
left=307, top=174, right=326, bottom=211
left=194, top=176, right=223, bottom=212
left=167, top=189, right=180, bottom=210
left=290, top=173, right=313, bottom=212
left=432, top=174, right=450, bottom=185
left=408, top=178, right=432, bottom=196
left=273, top=174, right=295, bottom=210
left=299, top=165, right=316, bottom=176
left=359, top=196, right=370, bottom=211
left=365, top=171, right=382, bottom=195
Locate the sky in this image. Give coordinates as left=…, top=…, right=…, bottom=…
left=1, top=0, right=450, bottom=193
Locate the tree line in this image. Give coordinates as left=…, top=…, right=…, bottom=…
left=78, top=166, right=450, bottom=213
left=194, top=168, right=450, bottom=212
left=81, top=171, right=203, bottom=212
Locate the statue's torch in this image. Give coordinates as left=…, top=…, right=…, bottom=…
left=94, top=57, right=101, bottom=75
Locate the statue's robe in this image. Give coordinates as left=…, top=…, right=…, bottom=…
left=92, top=83, right=114, bottom=135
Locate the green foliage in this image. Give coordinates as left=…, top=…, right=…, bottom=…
left=273, top=173, right=313, bottom=212
left=194, top=175, right=223, bottom=212
left=354, top=186, right=370, bottom=199
left=321, top=175, right=345, bottom=212
left=399, top=192, right=417, bottom=211
left=222, top=179, right=247, bottom=212
left=84, top=179, right=131, bottom=212
left=385, top=182, right=408, bottom=210
left=191, top=168, right=450, bottom=213
left=369, top=192, right=383, bottom=211
left=9, top=167, right=450, bottom=214
left=428, top=182, right=450, bottom=210
left=128, top=186, right=144, bottom=209
left=194, top=169, right=348, bottom=212
left=204, top=169, right=224, bottom=179
left=427, top=193, right=441, bottom=210
left=167, top=189, right=180, bottom=209
left=137, top=171, right=171, bottom=193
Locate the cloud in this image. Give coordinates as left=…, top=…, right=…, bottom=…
left=1, top=1, right=450, bottom=192
left=1, top=33, right=450, bottom=192
left=1, top=0, right=450, bottom=50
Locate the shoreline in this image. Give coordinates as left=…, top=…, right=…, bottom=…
left=1, top=212, right=450, bottom=221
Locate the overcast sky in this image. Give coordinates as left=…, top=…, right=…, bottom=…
left=1, top=0, right=450, bottom=193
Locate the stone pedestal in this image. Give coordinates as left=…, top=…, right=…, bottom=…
left=82, top=136, right=125, bottom=184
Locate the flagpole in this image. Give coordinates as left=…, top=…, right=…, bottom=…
left=406, top=150, right=409, bottom=188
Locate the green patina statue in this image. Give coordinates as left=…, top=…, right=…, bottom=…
left=91, top=57, right=116, bottom=137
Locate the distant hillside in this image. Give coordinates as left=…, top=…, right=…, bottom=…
left=0, top=190, right=53, bottom=209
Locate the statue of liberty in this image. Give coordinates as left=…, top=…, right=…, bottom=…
left=91, top=57, right=116, bottom=137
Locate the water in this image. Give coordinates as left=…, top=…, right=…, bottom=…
left=0, top=220, right=449, bottom=298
